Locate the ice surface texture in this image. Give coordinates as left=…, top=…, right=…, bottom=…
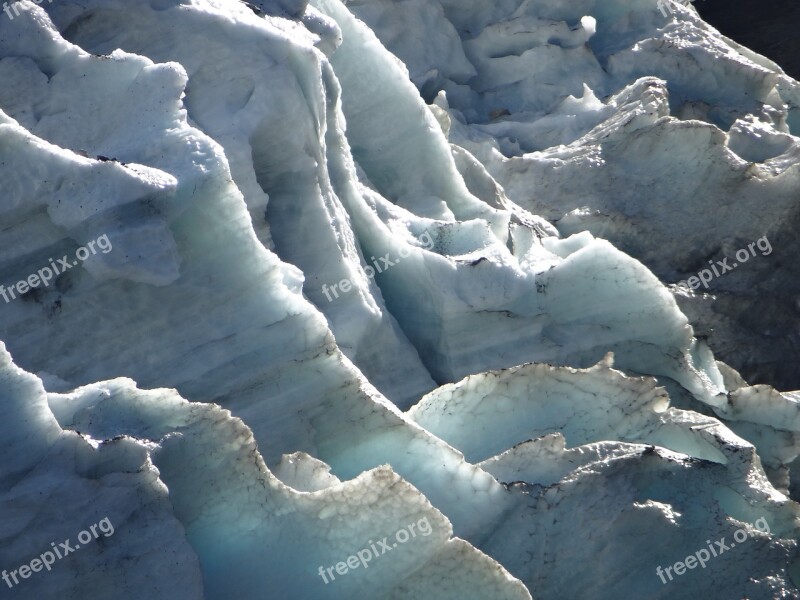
left=0, top=0, right=798, bottom=598
left=350, top=0, right=800, bottom=391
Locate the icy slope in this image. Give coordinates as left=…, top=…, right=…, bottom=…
left=0, top=343, right=527, bottom=600
left=411, top=358, right=800, bottom=599
left=349, top=0, right=800, bottom=391
left=0, top=0, right=730, bottom=482
left=0, top=7, right=518, bottom=553
left=311, top=0, right=728, bottom=403
left=0, top=344, right=205, bottom=599
left=4, top=0, right=437, bottom=409
left=49, top=372, right=531, bottom=600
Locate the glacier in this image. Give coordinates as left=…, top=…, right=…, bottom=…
left=0, top=0, right=799, bottom=598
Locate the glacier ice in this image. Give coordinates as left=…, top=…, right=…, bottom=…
left=350, top=0, right=800, bottom=391
left=0, top=344, right=205, bottom=599
left=0, top=0, right=799, bottom=598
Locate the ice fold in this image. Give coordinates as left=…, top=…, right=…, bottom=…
left=46, top=357, right=530, bottom=599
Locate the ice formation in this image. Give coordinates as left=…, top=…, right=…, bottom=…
left=0, top=0, right=799, bottom=598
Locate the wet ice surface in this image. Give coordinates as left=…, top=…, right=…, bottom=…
left=0, top=0, right=799, bottom=598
